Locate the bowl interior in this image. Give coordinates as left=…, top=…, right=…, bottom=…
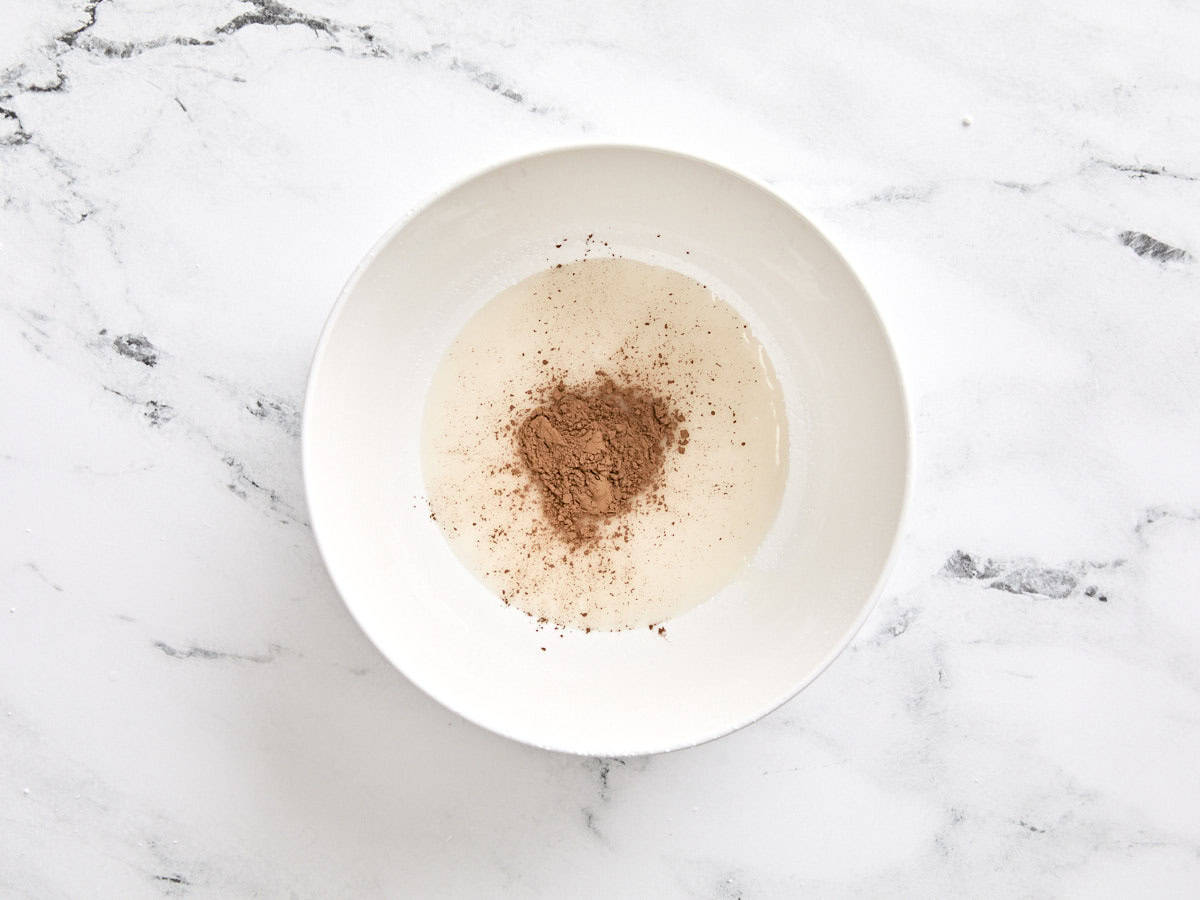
left=303, top=146, right=908, bottom=755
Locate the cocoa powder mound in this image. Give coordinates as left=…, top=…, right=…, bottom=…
left=516, top=379, right=681, bottom=544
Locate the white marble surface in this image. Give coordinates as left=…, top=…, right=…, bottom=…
left=3, top=0, right=1199, bottom=895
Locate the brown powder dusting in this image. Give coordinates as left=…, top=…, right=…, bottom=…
left=677, top=427, right=690, bottom=455
left=516, top=378, right=681, bottom=545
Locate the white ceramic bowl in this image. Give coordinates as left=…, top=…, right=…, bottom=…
left=303, top=146, right=909, bottom=756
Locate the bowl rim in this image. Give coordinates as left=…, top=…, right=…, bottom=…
left=301, top=142, right=913, bottom=756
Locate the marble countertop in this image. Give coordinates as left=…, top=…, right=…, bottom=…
left=3, top=0, right=1199, bottom=896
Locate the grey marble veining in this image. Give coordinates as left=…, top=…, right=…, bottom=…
left=2, top=0, right=1199, bottom=896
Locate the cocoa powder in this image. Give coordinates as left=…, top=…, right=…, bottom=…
left=516, top=378, right=682, bottom=545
